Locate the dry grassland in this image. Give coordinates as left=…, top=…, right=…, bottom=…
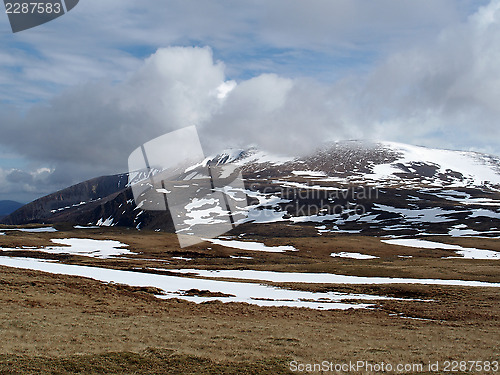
left=0, top=226, right=498, bottom=374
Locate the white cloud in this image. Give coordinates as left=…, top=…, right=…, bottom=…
left=345, top=0, right=500, bottom=151
left=215, top=80, right=237, bottom=100
left=0, top=0, right=486, bottom=104
left=0, top=47, right=234, bottom=184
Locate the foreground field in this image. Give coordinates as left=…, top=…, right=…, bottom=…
left=0, top=225, right=499, bottom=374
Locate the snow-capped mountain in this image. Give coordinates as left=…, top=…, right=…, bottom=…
left=234, top=140, right=500, bottom=189
left=3, top=141, right=499, bottom=239
left=361, top=142, right=500, bottom=189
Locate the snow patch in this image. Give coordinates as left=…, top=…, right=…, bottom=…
left=173, top=269, right=500, bottom=287
left=96, top=217, right=115, bottom=227
left=331, top=252, right=378, bottom=260
left=0, top=227, right=57, bottom=233
left=292, top=170, right=327, bottom=178
left=367, top=142, right=500, bottom=188
left=0, top=238, right=134, bottom=259
left=204, top=238, right=297, bottom=253
left=0, top=257, right=399, bottom=310
left=381, top=238, right=500, bottom=260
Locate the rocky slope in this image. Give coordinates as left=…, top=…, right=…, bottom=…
left=1, top=174, right=128, bottom=225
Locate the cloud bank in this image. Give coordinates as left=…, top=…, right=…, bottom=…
left=1, top=1, right=500, bottom=201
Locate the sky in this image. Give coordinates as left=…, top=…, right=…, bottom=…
left=0, top=0, right=499, bottom=202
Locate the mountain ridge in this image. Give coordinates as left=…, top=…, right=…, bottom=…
left=2, top=141, right=499, bottom=239
left=1, top=174, right=128, bottom=225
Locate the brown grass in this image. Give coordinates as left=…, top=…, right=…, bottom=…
left=0, top=349, right=291, bottom=375
left=0, top=227, right=499, bottom=374
left=1, top=226, right=499, bottom=282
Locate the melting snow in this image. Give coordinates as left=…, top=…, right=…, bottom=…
left=96, top=217, right=115, bottom=227
left=469, top=209, right=500, bottom=219
left=171, top=256, right=193, bottom=261
left=447, top=225, right=500, bottom=238
left=331, top=252, right=379, bottom=260
left=0, top=227, right=58, bottom=233
left=50, top=201, right=92, bottom=213
left=236, top=150, right=293, bottom=166
left=0, top=257, right=396, bottom=310
left=373, top=204, right=460, bottom=223
left=172, top=269, right=500, bottom=287
left=381, top=238, right=500, bottom=260
left=45, top=238, right=133, bottom=259
left=367, top=142, right=500, bottom=187
left=0, top=238, right=133, bottom=259
left=243, top=208, right=287, bottom=224
left=204, top=238, right=297, bottom=253
left=292, top=170, right=327, bottom=178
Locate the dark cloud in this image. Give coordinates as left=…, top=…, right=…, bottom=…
left=6, top=169, right=34, bottom=184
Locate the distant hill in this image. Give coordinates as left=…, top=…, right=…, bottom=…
left=0, top=200, right=24, bottom=219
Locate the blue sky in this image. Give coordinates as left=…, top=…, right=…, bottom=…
left=0, top=0, right=499, bottom=202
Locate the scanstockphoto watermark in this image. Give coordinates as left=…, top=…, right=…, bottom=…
left=289, top=360, right=499, bottom=373
left=3, top=0, right=79, bottom=33
left=128, top=125, right=380, bottom=247
left=250, top=185, right=379, bottom=202
left=247, top=184, right=379, bottom=218
left=128, top=126, right=247, bottom=247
